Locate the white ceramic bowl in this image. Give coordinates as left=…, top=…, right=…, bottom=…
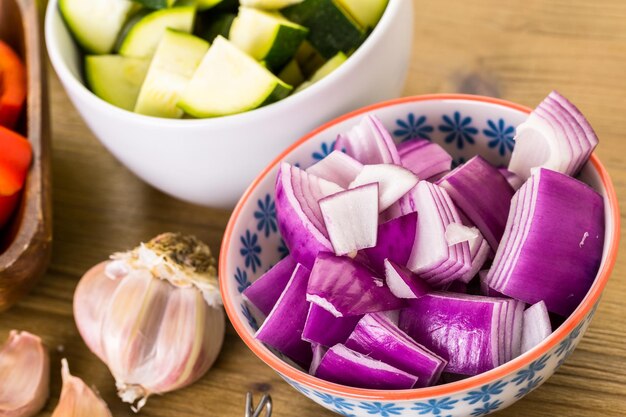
left=220, top=95, right=620, bottom=416
left=45, top=0, right=414, bottom=208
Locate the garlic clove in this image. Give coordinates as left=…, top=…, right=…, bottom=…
left=51, top=359, right=112, bottom=417
left=73, top=262, right=123, bottom=361
left=0, top=331, right=50, bottom=417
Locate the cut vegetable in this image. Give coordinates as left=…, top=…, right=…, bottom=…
left=314, top=344, right=418, bottom=389
left=444, top=223, right=479, bottom=246
left=306, top=150, right=363, bottom=189
left=85, top=55, right=150, bottom=111
left=498, top=167, right=524, bottom=191
left=131, top=0, right=176, bottom=9
left=349, top=164, right=418, bottom=212
left=521, top=301, right=551, bottom=353
left=0, top=42, right=27, bottom=129
left=319, top=183, right=379, bottom=256
left=59, top=0, right=135, bottom=54
left=397, top=139, right=453, bottom=181
left=179, top=36, right=292, bottom=117
left=255, top=264, right=312, bottom=367
left=479, top=270, right=504, bottom=298
left=302, top=303, right=361, bottom=346
left=197, top=13, right=235, bottom=43
left=277, top=59, right=305, bottom=87
left=118, top=6, right=196, bottom=58
left=294, top=52, right=347, bottom=92
left=336, top=0, right=387, bottom=28
left=403, top=182, right=472, bottom=286
left=345, top=313, right=446, bottom=387
left=134, top=30, right=209, bottom=118
left=486, top=168, right=604, bottom=316
left=177, top=0, right=230, bottom=11
left=243, top=255, right=297, bottom=316
left=335, top=115, right=401, bottom=165
left=309, top=344, right=327, bottom=375
left=362, top=212, right=417, bottom=275
left=229, top=7, right=308, bottom=70
left=240, top=0, right=304, bottom=9
left=294, top=40, right=326, bottom=77
left=275, top=162, right=343, bottom=269
left=508, top=91, right=598, bottom=181
left=439, top=155, right=514, bottom=251
left=0, top=126, right=32, bottom=196
left=384, top=259, right=430, bottom=300
left=282, top=0, right=366, bottom=59
left=399, top=293, right=523, bottom=375
left=307, top=253, right=403, bottom=317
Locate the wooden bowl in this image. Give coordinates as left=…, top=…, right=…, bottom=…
left=0, top=0, right=52, bottom=311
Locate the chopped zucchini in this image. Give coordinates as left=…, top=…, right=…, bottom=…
left=118, top=6, right=196, bottom=57
left=134, top=29, right=210, bottom=118
left=178, top=36, right=292, bottom=117
left=294, top=40, right=326, bottom=77
left=295, top=51, right=346, bottom=92
left=130, top=0, right=176, bottom=9
left=282, top=0, right=366, bottom=59
left=239, top=0, right=304, bottom=9
left=335, top=0, right=388, bottom=28
left=277, top=59, right=304, bottom=87
left=197, top=13, right=235, bottom=42
left=229, top=7, right=308, bottom=70
left=85, top=55, right=150, bottom=110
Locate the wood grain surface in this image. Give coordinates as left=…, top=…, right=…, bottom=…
left=1, top=0, right=625, bottom=416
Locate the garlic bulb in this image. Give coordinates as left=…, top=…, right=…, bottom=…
left=74, top=233, right=225, bottom=411
left=51, top=359, right=112, bottom=417
left=0, top=331, right=49, bottom=417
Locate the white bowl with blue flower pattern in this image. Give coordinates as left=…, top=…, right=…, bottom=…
left=219, top=94, right=620, bottom=417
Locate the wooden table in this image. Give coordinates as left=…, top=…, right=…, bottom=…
left=1, top=0, right=625, bottom=415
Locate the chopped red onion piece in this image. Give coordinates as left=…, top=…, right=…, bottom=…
left=314, top=344, right=418, bottom=389
left=508, top=91, right=598, bottom=181
left=275, top=163, right=343, bottom=268
left=349, top=164, right=419, bottom=212
left=345, top=313, right=446, bottom=387
left=362, top=212, right=418, bottom=275
left=335, top=115, right=401, bottom=165
left=384, top=259, right=430, bottom=299
left=309, top=344, right=327, bottom=375
left=398, top=138, right=453, bottom=180
left=521, top=301, right=552, bottom=353
left=498, top=167, right=524, bottom=191
left=479, top=270, right=505, bottom=297
left=399, top=292, right=522, bottom=375
left=319, top=183, right=379, bottom=256
left=444, top=223, right=479, bottom=246
left=403, top=182, right=471, bottom=286
left=307, top=253, right=404, bottom=317
left=243, top=256, right=297, bottom=316
left=439, top=156, right=514, bottom=251
left=255, top=264, right=312, bottom=367
left=306, top=150, right=363, bottom=189
left=302, top=303, right=362, bottom=347
left=486, top=168, right=604, bottom=316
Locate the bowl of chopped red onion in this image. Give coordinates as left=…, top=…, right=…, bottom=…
left=219, top=94, right=620, bottom=417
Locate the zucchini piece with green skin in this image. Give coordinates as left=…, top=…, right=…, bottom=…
left=134, top=29, right=210, bottom=118
left=278, top=59, right=304, bottom=87
left=175, top=0, right=231, bottom=10
left=178, top=36, right=292, bottom=117
left=295, top=40, right=325, bottom=77
left=229, top=7, right=308, bottom=71
left=59, top=0, right=135, bottom=54
left=335, top=0, right=388, bottom=28
left=85, top=55, right=150, bottom=110
left=197, top=13, right=235, bottom=43
left=282, top=0, right=366, bottom=59
left=295, top=51, right=346, bottom=92
left=118, top=6, right=196, bottom=58
left=131, top=0, right=176, bottom=9
left=239, top=0, right=304, bottom=9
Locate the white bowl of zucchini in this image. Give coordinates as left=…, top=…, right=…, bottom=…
left=45, top=0, right=414, bottom=208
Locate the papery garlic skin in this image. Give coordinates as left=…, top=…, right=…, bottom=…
left=0, top=331, right=50, bottom=417
left=74, top=233, right=225, bottom=410
left=51, top=359, right=112, bottom=417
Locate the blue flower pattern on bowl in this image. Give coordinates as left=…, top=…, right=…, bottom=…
left=483, top=118, right=515, bottom=156
left=393, top=113, right=434, bottom=142
left=240, top=229, right=262, bottom=273
left=254, top=194, right=277, bottom=238
left=229, top=103, right=601, bottom=417
left=439, top=112, right=478, bottom=150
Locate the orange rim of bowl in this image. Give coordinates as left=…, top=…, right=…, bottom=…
left=219, top=93, right=621, bottom=400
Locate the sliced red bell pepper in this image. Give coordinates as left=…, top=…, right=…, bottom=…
left=0, top=192, right=20, bottom=230
left=0, top=125, right=32, bottom=196
left=0, top=41, right=27, bottom=129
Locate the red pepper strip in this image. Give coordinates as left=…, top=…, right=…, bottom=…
left=0, top=192, right=20, bottom=230
left=0, top=125, right=32, bottom=195
left=0, top=41, right=27, bottom=129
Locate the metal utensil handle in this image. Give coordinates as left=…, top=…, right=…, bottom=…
left=245, top=392, right=272, bottom=417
